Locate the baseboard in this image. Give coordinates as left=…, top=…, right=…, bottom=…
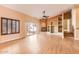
left=0, top=37, right=25, bottom=44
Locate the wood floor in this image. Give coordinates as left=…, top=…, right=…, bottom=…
left=0, top=32, right=79, bottom=54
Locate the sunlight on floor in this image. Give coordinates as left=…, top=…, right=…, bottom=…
left=24, top=35, right=40, bottom=53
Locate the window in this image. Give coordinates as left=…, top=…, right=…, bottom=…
left=1, top=17, right=20, bottom=35
left=1, top=18, right=8, bottom=35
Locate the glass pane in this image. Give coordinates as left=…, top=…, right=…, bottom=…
left=2, top=19, right=7, bottom=34
left=8, top=20, right=11, bottom=34
left=16, top=21, right=19, bottom=33
left=12, top=20, right=16, bottom=33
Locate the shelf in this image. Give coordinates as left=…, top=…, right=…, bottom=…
left=58, top=16, right=62, bottom=32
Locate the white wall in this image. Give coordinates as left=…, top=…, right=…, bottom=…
left=72, top=8, right=76, bottom=39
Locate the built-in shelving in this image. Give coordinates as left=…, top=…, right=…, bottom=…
left=58, top=15, right=62, bottom=32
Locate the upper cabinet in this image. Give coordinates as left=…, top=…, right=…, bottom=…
left=64, top=10, right=71, bottom=19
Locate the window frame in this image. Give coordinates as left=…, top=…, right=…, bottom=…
left=1, top=17, right=20, bottom=35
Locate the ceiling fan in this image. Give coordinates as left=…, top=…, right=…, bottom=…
left=42, top=10, right=49, bottom=19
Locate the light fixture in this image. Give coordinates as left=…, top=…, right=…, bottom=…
left=42, top=10, right=49, bottom=19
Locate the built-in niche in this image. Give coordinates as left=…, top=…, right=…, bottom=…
left=1, top=17, right=20, bottom=35
left=40, top=19, right=47, bottom=32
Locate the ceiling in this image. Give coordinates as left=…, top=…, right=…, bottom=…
left=2, top=4, right=74, bottom=18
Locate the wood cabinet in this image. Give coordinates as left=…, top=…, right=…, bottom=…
left=64, top=11, right=71, bottom=19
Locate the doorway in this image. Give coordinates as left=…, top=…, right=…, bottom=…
left=26, top=23, right=37, bottom=35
